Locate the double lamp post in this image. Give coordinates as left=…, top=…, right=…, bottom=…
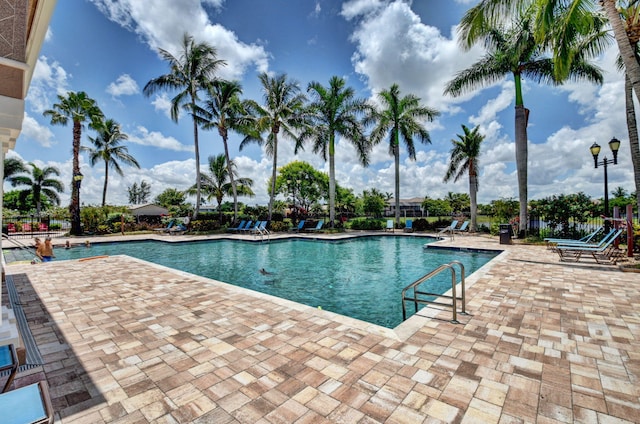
left=589, top=137, right=621, bottom=232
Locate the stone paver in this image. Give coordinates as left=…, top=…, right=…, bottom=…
left=3, top=232, right=639, bottom=423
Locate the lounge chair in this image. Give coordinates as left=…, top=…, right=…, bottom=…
left=252, top=221, right=270, bottom=236
left=227, top=220, right=246, bottom=233
left=0, top=380, right=54, bottom=424
left=551, top=228, right=616, bottom=251
left=239, top=221, right=255, bottom=233
left=385, top=220, right=394, bottom=232
left=0, top=344, right=17, bottom=393
left=293, top=220, right=306, bottom=232
left=555, top=229, right=623, bottom=264
left=154, top=220, right=175, bottom=233
left=544, top=227, right=603, bottom=249
left=438, top=220, right=458, bottom=234
left=308, top=220, right=324, bottom=232
left=453, top=221, right=469, bottom=234
left=403, top=219, right=414, bottom=233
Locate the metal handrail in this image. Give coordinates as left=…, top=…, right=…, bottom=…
left=2, top=233, right=40, bottom=262
left=401, top=260, right=466, bottom=323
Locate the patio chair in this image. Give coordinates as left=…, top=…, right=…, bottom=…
left=438, top=220, right=458, bottom=234
left=38, top=223, right=48, bottom=232
left=544, top=227, right=603, bottom=249
left=550, top=228, right=616, bottom=251
left=7, top=223, right=16, bottom=233
left=0, top=344, right=17, bottom=393
left=453, top=221, right=469, bottom=234
left=252, top=221, right=269, bottom=236
left=154, top=220, right=175, bottom=233
left=240, top=221, right=256, bottom=233
left=308, top=220, right=324, bottom=232
left=22, top=223, right=32, bottom=232
left=292, top=220, right=306, bottom=232
left=404, top=219, right=414, bottom=233
left=227, top=220, right=246, bottom=233
left=555, top=229, right=623, bottom=264
left=0, top=380, right=54, bottom=424
left=385, top=220, right=394, bottom=232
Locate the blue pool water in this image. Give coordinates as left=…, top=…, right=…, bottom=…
left=54, top=236, right=497, bottom=328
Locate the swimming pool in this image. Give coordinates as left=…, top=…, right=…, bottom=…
left=54, top=236, right=497, bottom=328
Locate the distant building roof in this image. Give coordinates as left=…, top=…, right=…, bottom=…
left=128, top=203, right=169, bottom=216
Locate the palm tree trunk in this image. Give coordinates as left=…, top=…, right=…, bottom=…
left=70, top=121, right=82, bottom=235
left=469, top=168, right=478, bottom=233
left=268, top=136, right=278, bottom=221
left=625, top=74, right=640, bottom=215
left=329, top=134, right=336, bottom=227
left=192, top=116, right=201, bottom=220
left=515, top=105, right=529, bottom=237
left=102, top=162, right=109, bottom=207
left=394, top=138, right=401, bottom=226
left=602, top=0, right=640, bottom=103
left=222, top=133, right=238, bottom=221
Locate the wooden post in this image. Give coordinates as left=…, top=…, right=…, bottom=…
left=627, top=204, right=634, bottom=258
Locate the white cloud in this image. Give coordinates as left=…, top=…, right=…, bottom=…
left=128, top=126, right=193, bottom=152
left=150, top=93, right=173, bottom=119
left=26, top=56, right=69, bottom=113
left=88, top=0, right=270, bottom=81
left=106, top=74, right=140, bottom=97
left=20, top=114, right=55, bottom=148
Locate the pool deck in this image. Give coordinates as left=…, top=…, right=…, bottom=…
left=2, top=232, right=639, bottom=423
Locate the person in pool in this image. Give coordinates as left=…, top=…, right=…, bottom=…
left=37, top=237, right=55, bottom=262
left=259, top=268, right=273, bottom=275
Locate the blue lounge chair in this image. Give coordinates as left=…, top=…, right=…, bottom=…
left=154, top=220, right=175, bottom=233
left=552, top=228, right=616, bottom=250
left=544, top=227, right=603, bottom=248
left=0, top=380, right=54, bottom=424
left=404, top=219, right=414, bottom=233
left=252, top=221, right=269, bottom=235
left=555, top=229, right=623, bottom=264
left=293, top=220, right=306, bottom=232
left=240, top=221, right=255, bottom=233
left=453, top=221, right=469, bottom=233
left=309, top=220, right=324, bottom=232
left=385, top=220, right=394, bottom=232
left=438, top=220, right=458, bottom=234
left=227, top=220, right=246, bottom=233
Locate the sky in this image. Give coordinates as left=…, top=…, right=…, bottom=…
left=7, top=0, right=637, bottom=210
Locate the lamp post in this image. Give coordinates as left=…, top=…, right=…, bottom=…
left=71, top=171, right=84, bottom=235
left=590, top=137, right=621, bottom=232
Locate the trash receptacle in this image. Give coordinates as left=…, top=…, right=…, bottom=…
left=499, top=224, right=512, bottom=245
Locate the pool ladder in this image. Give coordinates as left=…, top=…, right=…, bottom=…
left=401, top=260, right=467, bottom=324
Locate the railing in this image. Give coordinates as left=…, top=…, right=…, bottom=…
left=2, top=234, right=40, bottom=263
left=2, top=216, right=68, bottom=240
left=401, top=260, right=466, bottom=324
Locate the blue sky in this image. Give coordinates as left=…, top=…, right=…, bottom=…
left=8, top=0, right=635, bottom=208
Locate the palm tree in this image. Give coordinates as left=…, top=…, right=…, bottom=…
left=241, top=73, right=308, bottom=220
left=196, top=80, right=252, bottom=220
left=82, top=118, right=140, bottom=207
left=7, top=162, right=64, bottom=216
left=143, top=32, right=226, bottom=219
left=443, top=125, right=485, bottom=232
left=459, top=1, right=640, bottom=99
left=446, top=9, right=603, bottom=236
left=3, top=157, right=27, bottom=181
left=187, top=154, right=254, bottom=221
left=43, top=91, right=104, bottom=235
left=367, top=83, right=440, bottom=227
left=302, top=76, right=370, bottom=226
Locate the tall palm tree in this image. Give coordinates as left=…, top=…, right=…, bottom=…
left=187, top=154, right=254, bottom=221
left=302, top=76, right=370, bottom=226
left=446, top=9, right=603, bottom=236
left=459, top=1, right=640, bottom=98
left=443, top=125, right=485, bottom=232
left=196, top=80, right=252, bottom=220
left=143, top=32, right=226, bottom=219
left=367, top=83, right=440, bottom=227
left=7, top=162, right=64, bottom=216
left=82, top=118, right=140, bottom=207
left=3, top=157, right=27, bottom=181
left=43, top=91, right=103, bottom=235
left=241, top=73, right=308, bottom=220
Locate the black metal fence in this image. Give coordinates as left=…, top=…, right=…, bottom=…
left=528, top=212, right=639, bottom=239
left=2, top=215, right=69, bottom=240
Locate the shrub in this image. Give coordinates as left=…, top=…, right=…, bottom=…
left=412, top=218, right=429, bottom=232
left=268, top=221, right=290, bottom=232
left=349, top=218, right=384, bottom=231
left=189, top=219, right=221, bottom=232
